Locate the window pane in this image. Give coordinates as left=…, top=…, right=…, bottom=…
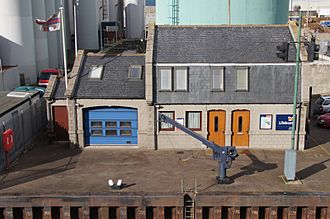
left=120, top=121, right=131, bottom=128
left=91, top=130, right=103, bottom=136
left=106, top=130, right=117, bottom=136
left=160, top=69, right=172, bottom=90
left=160, top=112, right=174, bottom=130
left=91, top=121, right=102, bottom=128
left=214, top=116, right=219, bottom=132
left=106, top=121, right=116, bottom=128
left=238, top=116, right=243, bottom=133
left=120, top=130, right=132, bottom=136
left=236, top=68, right=248, bottom=90
left=187, top=112, right=201, bottom=129
left=212, top=69, right=224, bottom=90
left=175, top=69, right=187, bottom=90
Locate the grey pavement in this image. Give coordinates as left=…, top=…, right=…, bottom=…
left=0, top=134, right=329, bottom=196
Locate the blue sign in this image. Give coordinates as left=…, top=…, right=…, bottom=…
left=276, top=114, right=295, bottom=130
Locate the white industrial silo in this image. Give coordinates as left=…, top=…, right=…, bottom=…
left=0, top=0, right=37, bottom=84
left=124, top=0, right=144, bottom=39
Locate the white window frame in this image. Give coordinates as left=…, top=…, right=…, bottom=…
left=159, top=68, right=172, bottom=91
left=186, top=111, right=202, bottom=131
left=211, top=67, right=225, bottom=91
left=235, top=67, right=249, bottom=91
left=159, top=111, right=175, bottom=131
left=128, top=65, right=143, bottom=80
left=174, top=67, right=188, bottom=91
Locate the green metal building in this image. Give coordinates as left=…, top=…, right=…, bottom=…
left=156, top=0, right=290, bottom=25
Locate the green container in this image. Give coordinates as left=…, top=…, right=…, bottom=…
left=156, top=0, right=289, bottom=25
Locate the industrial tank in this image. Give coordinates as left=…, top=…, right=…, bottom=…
left=124, top=0, right=144, bottom=39
left=156, top=0, right=290, bottom=25
left=0, top=0, right=37, bottom=84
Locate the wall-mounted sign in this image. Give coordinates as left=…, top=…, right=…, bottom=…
left=260, top=114, right=272, bottom=130
left=276, top=114, right=295, bottom=130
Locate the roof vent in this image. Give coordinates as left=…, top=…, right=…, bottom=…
left=7, top=92, right=32, bottom=98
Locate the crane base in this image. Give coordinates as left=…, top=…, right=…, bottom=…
left=216, top=176, right=233, bottom=184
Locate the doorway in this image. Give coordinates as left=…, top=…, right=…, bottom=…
left=208, top=110, right=226, bottom=146
left=232, top=110, right=250, bottom=147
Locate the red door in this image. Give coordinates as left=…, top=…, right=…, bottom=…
left=53, top=106, right=69, bottom=141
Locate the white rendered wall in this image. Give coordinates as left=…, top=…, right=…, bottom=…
left=0, top=0, right=37, bottom=84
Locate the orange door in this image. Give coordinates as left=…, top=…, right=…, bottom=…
left=208, top=111, right=226, bottom=146
left=232, top=110, right=250, bottom=147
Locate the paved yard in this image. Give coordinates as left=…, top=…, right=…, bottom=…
left=0, top=134, right=329, bottom=196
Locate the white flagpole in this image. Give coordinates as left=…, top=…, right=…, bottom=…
left=74, top=0, right=78, bottom=57
left=60, top=6, right=68, bottom=89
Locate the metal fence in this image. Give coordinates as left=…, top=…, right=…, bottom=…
left=0, top=98, right=47, bottom=171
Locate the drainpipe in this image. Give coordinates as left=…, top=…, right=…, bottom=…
left=47, top=99, right=55, bottom=144
left=154, top=104, right=158, bottom=150
left=72, top=98, right=78, bottom=147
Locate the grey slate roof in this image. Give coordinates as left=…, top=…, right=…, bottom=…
left=74, top=55, right=145, bottom=99
left=154, top=26, right=296, bottom=63
left=54, top=79, right=66, bottom=100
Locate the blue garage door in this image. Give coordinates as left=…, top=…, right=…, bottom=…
left=84, top=107, right=138, bottom=145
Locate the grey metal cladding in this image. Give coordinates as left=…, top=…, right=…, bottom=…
left=156, top=65, right=296, bottom=104
left=154, top=26, right=296, bottom=63
left=75, top=56, right=145, bottom=99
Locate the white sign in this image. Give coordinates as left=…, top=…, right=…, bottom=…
left=260, top=114, right=272, bottom=130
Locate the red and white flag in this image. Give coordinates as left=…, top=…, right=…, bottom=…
left=35, top=12, right=61, bottom=32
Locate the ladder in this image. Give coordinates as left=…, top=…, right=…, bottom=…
left=184, top=197, right=195, bottom=219
left=170, top=0, right=179, bottom=25
left=102, top=0, right=109, bottom=21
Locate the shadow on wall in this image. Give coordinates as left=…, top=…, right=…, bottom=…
left=0, top=35, right=33, bottom=85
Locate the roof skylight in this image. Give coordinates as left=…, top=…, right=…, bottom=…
left=88, top=65, right=104, bottom=79
left=129, top=65, right=142, bottom=80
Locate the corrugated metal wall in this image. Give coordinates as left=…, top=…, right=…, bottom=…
left=0, top=98, right=47, bottom=171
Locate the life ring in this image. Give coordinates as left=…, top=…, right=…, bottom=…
left=3, top=129, right=14, bottom=152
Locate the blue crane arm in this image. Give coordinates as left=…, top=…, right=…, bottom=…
left=159, top=113, right=221, bottom=153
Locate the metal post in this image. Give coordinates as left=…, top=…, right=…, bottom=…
left=73, top=0, right=78, bottom=57
left=59, top=6, right=68, bottom=89
left=99, top=5, right=103, bottom=51
left=291, top=11, right=302, bottom=150
left=284, top=11, right=301, bottom=182
left=228, top=0, right=231, bottom=25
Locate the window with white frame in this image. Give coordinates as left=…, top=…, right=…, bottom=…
left=159, top=111, right=175, bottom=131
left=211, top=67, right=224, bottom=91
left=129, top=65, right=142, bottom=79
left=186, top=111, right=202, bottom=131
left=236, top=67, right=249, bottom=91
left=174, top=68, right=188, bottom=91
left=159, top=68, right=172, bottom=91
left=88, top=65, right=104, bottom=79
